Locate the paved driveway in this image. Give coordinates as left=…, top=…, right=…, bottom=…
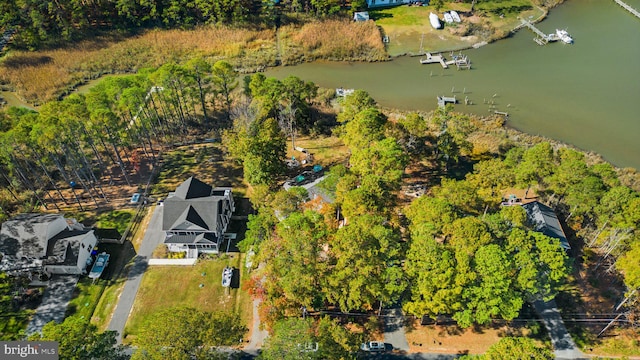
left=107, top=205, right=164, bottom=342
left=533, top=299, right=587, bottom=359
left=26, top=275, right=79, bottom=335
left=383, top=308, right=411, bottom=352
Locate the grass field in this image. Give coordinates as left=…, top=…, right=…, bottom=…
left=285, top=135, right=349, bottom=168
left=65, top=278, right=106, bottom=322
left=123, top=254, right=253, bottom=343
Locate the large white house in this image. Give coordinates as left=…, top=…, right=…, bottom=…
left=162, top=177, right=235, bottom=257
left=0, top=214, right=97, bottom=277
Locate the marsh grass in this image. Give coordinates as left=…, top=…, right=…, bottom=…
left=280, top=20, right=387, bottom=64
left=1, top=20, right=388, bottom=104
left=0, top=28, right=276, bottom=103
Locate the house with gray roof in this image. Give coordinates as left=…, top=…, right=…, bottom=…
left=162, top=177, right=235, bottom=257
left=0, top=213, right=97, bottom=277
left=522, top=201, right=571, bottom=250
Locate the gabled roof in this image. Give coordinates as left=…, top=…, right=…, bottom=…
left=522, top=201, right=571, bottom=250
left=170, top=205, right=209, bottom=231
left=44, top=230, right=94, bottom=266
left=173, top=176, right=213, bottom=200
left=0, top=213, right=65, bottom=259
left=162, top=177, right=233, bottom=238
left=164, top=232, right=219, bottom=245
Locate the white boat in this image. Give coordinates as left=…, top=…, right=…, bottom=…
left=89, top=253, right=109, bottom=280
left=443, top=12, right=454, bottom=24
left=222, top=266, right=233, bottom=287
left=556, top=29, right=573, bottom=44
left=450, top=10, right=461, bottom=23
left=430, top=12, right=441, bottom=29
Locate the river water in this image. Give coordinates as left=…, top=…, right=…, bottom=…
left=266, top=0, right=640, bottom=170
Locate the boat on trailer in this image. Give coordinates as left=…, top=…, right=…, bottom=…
left=450, top=10, right=461, bottom=23
left=89, top=253, right=109, bottom=280
left=430, top=12, right=441, bottom=29
left=443, top=12, right=454, bottom=24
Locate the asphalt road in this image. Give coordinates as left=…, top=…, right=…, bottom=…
left=107, top=205, right=164, bottom=342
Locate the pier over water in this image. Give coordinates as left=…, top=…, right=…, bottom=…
left=513, top=19, right=555, bottom=45
left=613, top=0, right=640, bottom=19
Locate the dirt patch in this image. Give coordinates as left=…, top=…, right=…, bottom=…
left=405, top=319, right=535, bottom=355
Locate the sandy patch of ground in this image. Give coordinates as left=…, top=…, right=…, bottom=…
left=405, top=320, right=533, bottom=355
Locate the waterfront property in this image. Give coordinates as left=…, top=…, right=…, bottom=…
left=162, top=177, right=235, bottom=257
left=0, top=213, right=97, bottom=277
left=420, top=52, right=471, bottom=69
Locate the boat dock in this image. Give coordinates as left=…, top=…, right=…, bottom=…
left=513, top=19, right=557, bottom=45
left=420, top=52, right=471, bottom=70
left=420, top=53, right=449, bottom=68
left=437, top=95, right=457, bottom=108
left=613, top=0, right=640, bottom=19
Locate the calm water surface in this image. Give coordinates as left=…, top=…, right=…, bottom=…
left=266, top=0, right=640, bottom=169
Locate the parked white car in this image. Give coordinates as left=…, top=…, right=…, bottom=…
left=360, top=341, right=385, bottom=352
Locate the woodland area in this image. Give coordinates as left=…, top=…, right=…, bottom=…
left=0, top=62, right=639, bottom=355
left=0, top=0, right=368, bottom=50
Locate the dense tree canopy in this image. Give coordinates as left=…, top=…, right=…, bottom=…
left=459, top=336, right=553, bottom=360
left=29, top=317, right=128, bottom=360
left=1, top=0, right=351, bottom=49
left=260, top=317, right=359, bottom=360
left=132, top=307, right=246, bottom=360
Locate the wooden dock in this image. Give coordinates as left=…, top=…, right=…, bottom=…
left=437, top=95, right=457, bottom=108
left=613, top=0, right=640, bottom=19
left=420, top=52, right=471, bottom=70
left=420, top=53, right=448, bottom=68
left=514, top=19, right=553, bottom=45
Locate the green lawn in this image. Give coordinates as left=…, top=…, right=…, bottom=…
left=65, top=278, right=106, bottom=323
left=94, top=209, right=135, bottom=234
left=123, top=254, right=253, bottom=343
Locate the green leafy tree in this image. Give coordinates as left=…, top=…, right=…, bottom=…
left=515, top=142, right=556, bottom=186
left=211, top=60, right=238, bottom=120
left=405, top=196, right=459, bottom=235
left=341, top=108, right=386, bottom=149
left=243, top=118, right=287, bottom=186
left=325, top=214, right=405, bottom=311
left=455, top=244, right=522, bottom=327
left=349, top=137, right=407, bottom=190
left=261, top=317, right=359, bottom=360
left=337, top=90, right=376, bottom=123
left=404, top=233, right=460, bottom=318
left=133, top=307, right=246, bottom=360
left=483, top=337, right=553, bottom=360
left=29, top=317, right=127, bottom=360
left=616, top=241, right=640, bottom=294
left=261, top=211, right=329, bottom=309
